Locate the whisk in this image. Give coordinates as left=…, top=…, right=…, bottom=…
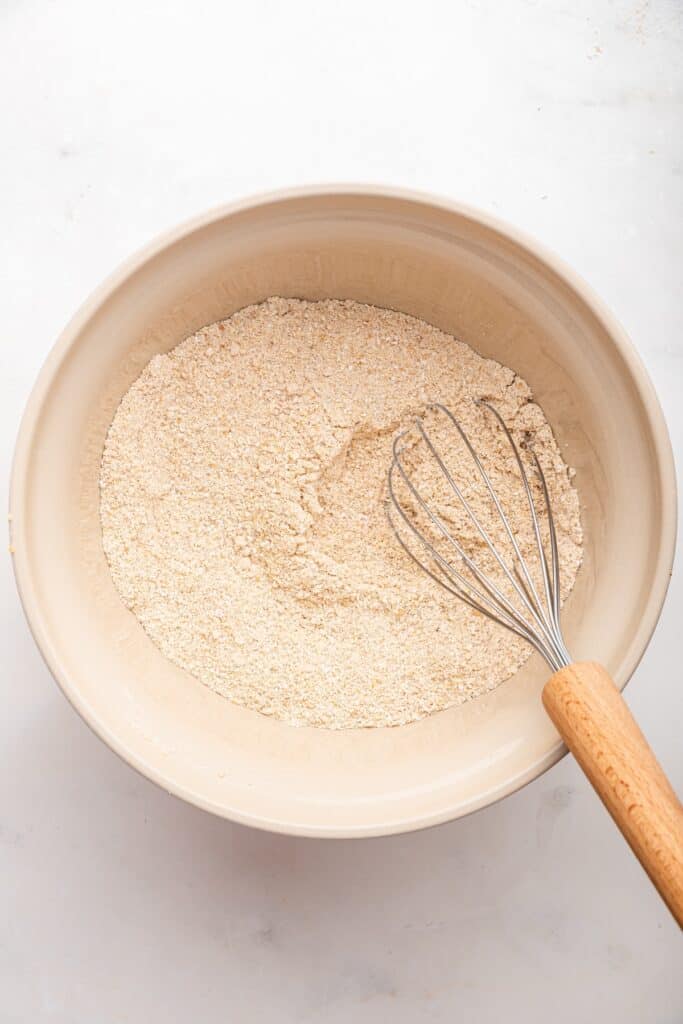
left=387, top=401, right=683, bottom=926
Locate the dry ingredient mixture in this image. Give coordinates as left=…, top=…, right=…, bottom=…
left=100, top=298, right=582, bottom=728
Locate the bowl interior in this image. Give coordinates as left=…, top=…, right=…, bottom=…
left=12, top=191, right=674, bottom=835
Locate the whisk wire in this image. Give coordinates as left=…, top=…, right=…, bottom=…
left=477, top=401, right=559, bottom=647
left=386, top=498, right=536, bottom=644
left=529, top=446, right=563, bottom=632
left=386, top=400, right=571, bottom=673
left=389, top=436, right=544, bottom=643
left=387, top=460, right=539, bottom=644
left=417, top=407, right=565, bottom=663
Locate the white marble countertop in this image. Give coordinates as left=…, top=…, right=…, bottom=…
left=2, top=1, right=681, bottom=1020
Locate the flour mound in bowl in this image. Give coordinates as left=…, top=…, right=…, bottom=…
left=99, top=298, right=582, bottom=729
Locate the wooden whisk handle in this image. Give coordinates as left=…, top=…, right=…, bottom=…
left=542, top=661, right=683, bottom=927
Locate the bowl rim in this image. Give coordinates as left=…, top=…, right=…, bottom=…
left=10, top=184, right=678, bottom=837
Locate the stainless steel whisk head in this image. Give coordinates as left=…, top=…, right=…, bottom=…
left=387, top=401, right=571, bottom=672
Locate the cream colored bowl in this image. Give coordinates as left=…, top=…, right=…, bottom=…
left=11, top=187, right=676, bottom=836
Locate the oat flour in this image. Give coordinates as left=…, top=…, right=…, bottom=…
left=100, top=298, right=582, bottom=728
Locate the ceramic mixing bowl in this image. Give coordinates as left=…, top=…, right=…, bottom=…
left=10, top=187, right=676, bottom=836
